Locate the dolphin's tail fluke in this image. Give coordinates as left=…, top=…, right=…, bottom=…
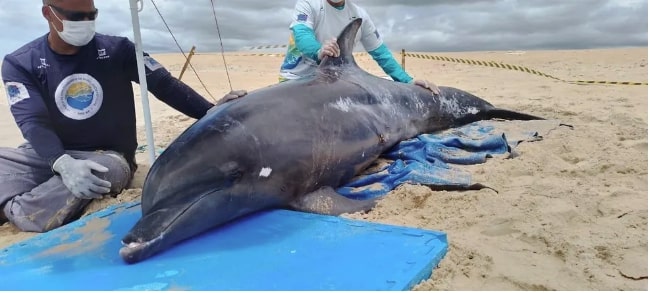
left=481, top=108, right=546, bottom=121
left=452, top=108, right=545, bottom=127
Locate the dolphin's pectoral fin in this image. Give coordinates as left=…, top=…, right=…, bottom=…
left=290, top=186, right=379, bottom=216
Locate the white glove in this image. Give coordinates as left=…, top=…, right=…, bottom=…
left=208, top=89, right=249, bottom=114
left=219, top=89, right=247, bottom=104
left=411, top=79, right=441, bottom=95
left=52, top=154, right=112, bottom=199
left=317, top=38, right=340, bottom=61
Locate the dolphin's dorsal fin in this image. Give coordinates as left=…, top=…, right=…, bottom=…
left=318, top=18, right=363, bottom=69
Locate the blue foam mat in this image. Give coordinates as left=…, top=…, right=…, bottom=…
left=0, top=202, right=447, bottom=290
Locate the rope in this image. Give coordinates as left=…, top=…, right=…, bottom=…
left=209, top=0, right=233, bottom=92
left=404, top=53, right=648, bottom=86
left=149, top=0, right=217, bottom=102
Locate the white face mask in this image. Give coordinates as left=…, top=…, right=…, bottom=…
left=49, top=6, right=96, bottom=47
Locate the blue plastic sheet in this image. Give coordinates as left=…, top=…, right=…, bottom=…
left=0, top=203, right=448, bottom=290
left=337, top=121, right=545, bottom=199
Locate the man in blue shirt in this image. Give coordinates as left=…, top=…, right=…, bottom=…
left=279, top=0, right=440, bottom=94
left=0, top=0, right=246, bottom=232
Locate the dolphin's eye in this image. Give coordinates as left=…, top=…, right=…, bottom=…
left=228, top=170, right=242, bottom=181
left=219, top=161, right=242, bottom=181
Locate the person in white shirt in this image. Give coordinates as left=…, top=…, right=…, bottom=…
left=278, top=0, right=439, bottom=94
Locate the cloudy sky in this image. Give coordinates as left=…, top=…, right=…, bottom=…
left=0, top=0, right=646, bottom=57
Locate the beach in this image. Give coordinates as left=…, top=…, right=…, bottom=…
left=0, top=47, right=647, bottom=290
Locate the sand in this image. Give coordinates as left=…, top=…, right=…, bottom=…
left=0, top=47, right=647, bottom=290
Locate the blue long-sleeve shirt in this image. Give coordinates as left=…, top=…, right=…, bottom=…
left=2, top=33, right=214, bottom=169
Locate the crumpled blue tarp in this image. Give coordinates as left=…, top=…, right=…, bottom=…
left=336, top=121, right=541, bottom=200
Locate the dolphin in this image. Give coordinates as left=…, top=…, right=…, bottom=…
left=119, top=18, right=544, bottom=264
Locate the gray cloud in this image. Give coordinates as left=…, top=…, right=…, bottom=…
left=0, top=0, right=646, bottom=58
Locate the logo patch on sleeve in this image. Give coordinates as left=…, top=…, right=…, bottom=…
left=5, top=82, right=30, bottom=106
left=144, top=56, right=163, bottom=71
left=297, top=13, right=308, bottom=21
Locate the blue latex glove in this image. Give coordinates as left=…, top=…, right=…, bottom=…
left=52, top=154, right=111, bottom=199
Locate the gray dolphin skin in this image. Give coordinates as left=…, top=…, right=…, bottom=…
left=119, top=18, right=544, bottom=264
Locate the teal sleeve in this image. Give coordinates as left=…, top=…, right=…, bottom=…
left=291, top=24, right=321, bottom=62
left=368, top=44, right=413, bottom=83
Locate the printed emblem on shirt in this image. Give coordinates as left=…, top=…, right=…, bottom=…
left=297, top=13, right=308, bottom=22
left=144, top=56, right=163, bottom=72
left=54, top=74, right=103, bottom=120
left=37, top=58, right=50, bottom=69
left=5, top=82, right=30, bottom=106
left=97, top=48, right=110, bottom=60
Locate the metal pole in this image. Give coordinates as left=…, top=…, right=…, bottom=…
left=129, top=0, right=156, bottom=165
left=179, top=45, right=196, bottom=81
left=401, top=49, right=405, bottom=70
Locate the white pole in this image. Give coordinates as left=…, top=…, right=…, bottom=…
left=129, top=0, right=156, bottom=165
